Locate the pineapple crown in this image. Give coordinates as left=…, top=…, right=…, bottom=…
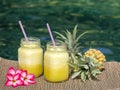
left=54, top=25, right=88, bottom=55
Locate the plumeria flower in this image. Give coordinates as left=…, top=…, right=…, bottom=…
left=5, top=73, right=23, bottom=88
left=5, top=67, right=36, bottom=88
left=20, top=70, right=36, bottom=86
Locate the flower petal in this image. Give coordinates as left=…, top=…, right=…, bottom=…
left=21, top=71, right=27, bottom=77
left=16, top=69, right=23, bottom=74
left=16, top=80, right=23, bottom=86
left=27, top=79, right=36, bottom=84
left=5, top=80, right=13, bottom=86
left=20, top=77, right=24, bottom=81
left=8, top=67, right=16, bottom=75
left=6, top=74, right=13, bottom=80
left=12, top=82, right=18, bottom=87
left=27, top=74, right=35, bottom=80
left=23, top=80, right=29, bottom=86
left=14, top=74, right=20, bottom=80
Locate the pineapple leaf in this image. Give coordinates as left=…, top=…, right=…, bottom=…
left=88, top=74, right=92, bottom=80
left=74, top=47, right=82, bottom=53
left=76, top=31, right=88, bottom=43
left=66, top=30, right=73, bottom=49
left=54, top=31, right=67, bottom=40
left=80, top=65, right=89, bottom=70
left=77, top=59, right=86, bottom=66
left=73, top=43, right=81, bottom=50
left=73, top=25, right=78, bottom=41
left=71, top=53, right=78, bottom=62
left=81, top=72, right=86, bottom=82
left=77, top=53, right=82, bottom=57
left=68, top=62, right=77, bottom=68
left=91, top=69, right=101, bottom=75
left=71, top=71, right=81, bottom=79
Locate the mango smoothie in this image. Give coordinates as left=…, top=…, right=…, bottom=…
left=44, top=42, right=69, bottom=82
left=18, top=37, right=43, bottom=77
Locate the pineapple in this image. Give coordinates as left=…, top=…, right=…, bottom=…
left=84, top=49, right=106, bottom=69
left=55, top=25, right=104, bottom=81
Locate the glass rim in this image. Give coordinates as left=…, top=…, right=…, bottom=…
left=21, top=37, right=40, bottom=42
left=47, top=40, right=66, bottom=47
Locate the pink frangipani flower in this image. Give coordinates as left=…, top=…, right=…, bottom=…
left=5, top=67, right=36, bottom=88
left=5, top=73, right=23, bottom=88
left=8, top=67, right=23, bottom=75
left=20, top=70, right=36, bottom=86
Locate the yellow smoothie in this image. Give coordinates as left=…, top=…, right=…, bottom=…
left=18, top=37, right=43, bottom=77
left=44, top=42, right=69, bottom=82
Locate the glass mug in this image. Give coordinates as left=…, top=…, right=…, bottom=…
left=18, top=37, right=43, bottom=77
left=44, top=41, right=69, bottom=82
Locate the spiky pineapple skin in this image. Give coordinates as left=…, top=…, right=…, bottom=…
left=84, top=49, right=106, bottom=69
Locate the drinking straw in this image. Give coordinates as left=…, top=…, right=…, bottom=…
left=18, top=21, right=29, bottom=42
left=46, top=23, right=56, bottom=46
